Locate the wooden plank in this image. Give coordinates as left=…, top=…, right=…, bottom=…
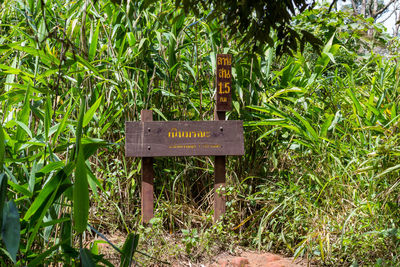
left=125, top=120, right=244, bottom=157
left=214, top=111, right=226, bottom=222
left=141, top=110, right=154, bottom=224
left=216, top=54, right=232, bottom=111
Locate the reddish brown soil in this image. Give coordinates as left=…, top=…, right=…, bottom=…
left=90, top=233, right=312, bottom=267
left=207, top=251, right=310, bottom=267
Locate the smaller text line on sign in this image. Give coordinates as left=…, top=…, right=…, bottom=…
left=125, top=120, right=244, bottom=157
left=216, top=54, right=232, bottom=111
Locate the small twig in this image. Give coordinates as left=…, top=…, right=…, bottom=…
left=328, top=0, right=338, bottom=13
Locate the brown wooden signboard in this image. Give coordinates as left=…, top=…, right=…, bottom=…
left=126, top=55, right=239, bottom=224
left=216, top=54, right=232, bottom=111
left=125, top=120, right=244, bottom=157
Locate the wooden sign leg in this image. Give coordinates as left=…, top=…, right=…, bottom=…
left=141, top=110, right=154, bottom=224
left=214, top=111, right=226, bottom=222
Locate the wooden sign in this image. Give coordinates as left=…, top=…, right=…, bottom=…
left=128, top=53, right=239, bottom=224
left=125, top=120, right=244, bottom=157
left=216, top=54, right=232, bottom=111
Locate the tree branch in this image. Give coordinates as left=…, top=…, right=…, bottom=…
left=373, top=0, right=396, bottom=19
left=380, top=8, right=397, bottom=23
left=328, top=0, right=339, bottom=13
left=350, top=0, right=358, bottom=13
left=361, top=0, right=367, bottom=17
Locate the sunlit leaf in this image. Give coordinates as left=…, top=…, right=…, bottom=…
left=83, top=95, right=103, bottom=128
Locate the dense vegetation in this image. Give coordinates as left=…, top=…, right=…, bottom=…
left=1, top=0, right=400, bottom=265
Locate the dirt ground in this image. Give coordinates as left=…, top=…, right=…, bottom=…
left=206, top=250, right=312, bottom=267
left=92, top=233, right=313, bottom=267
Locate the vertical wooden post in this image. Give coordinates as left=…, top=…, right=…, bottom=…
left=214, top=110, right=226, bottom=222
left=141, top=110, right=154, bottom=224
left=214, top=54, right=231, bottom=222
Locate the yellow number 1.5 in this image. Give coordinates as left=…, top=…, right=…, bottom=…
left=218, top=82, right=231, bottom=94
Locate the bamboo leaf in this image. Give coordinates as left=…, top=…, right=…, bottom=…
left=0, top=174, right=7, bottom=230
left=26, top=183, right=60, bottom=253
left=73, top=148, right=88, bottom=234
left=322, top=33, right=335, bottom=53
left=120, top=233, right=139, bottom=267
left=28, top=243, right=61, bottom=267
left=44, top=93, right=53, bottom=142
left=168, top=32, right=177, bottom=76
left=256, top=127, right=281, bottom=141
left=267, top=87, right=304, bottom=102
left=80, top=248, right=96, bottom=267
left=346, top=88, right=364, bottom=117
left=83, top=95, right=103, bottom=128
left=75, top=54, right=102, bottom=77
left=16, top=84, right=31, bottom=142
left=391, top=103, right=396, bottom=121
left=152, top=107, right=168, bottom=121
left=37, top=161, right=65, bottom=175
left=81, top=137, right=110, bottom=160
left=87, top=165, right=101, bottom=200
left=289, top=108, right=318, bottom=141
left=8, top=180, right=32, bottom=197
left=4, top=57, right=17, bottom=91
left=2, top=200, right=20, bottom=263
left=89, top=21, right=100, bottom=62
left=9, top=43, right=60, bottom=66
left=0, top=124, right=5, bottom=172
left=23, top=163, right=74, bottom=220
left=73, top=97, right=89, bottom=234
left=15, top=121, right=32, bottom=139
left=53, top=97, right=75, bottom=146
left=366, top=103, right=381, bottom=117
left=320, top=114, right=334, bottom=137
left=76, top=97, right=86, bottom=158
